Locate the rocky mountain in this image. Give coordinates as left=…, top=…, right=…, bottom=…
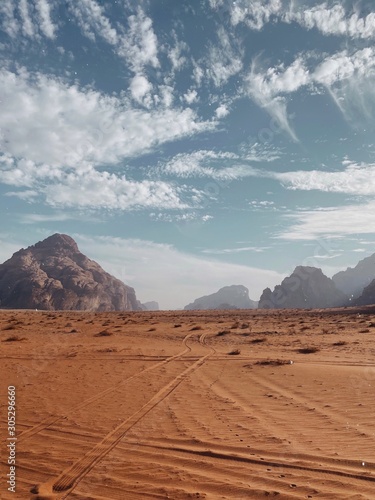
left=0, top=233, right=141, bottom=311
left=258, top=266, right=348, bottom=309
left=141, top=301, right=159, bottom=311
left=184, top=285, right=258, bottom=311
left=354, top=279, right=375, bottom=306
left=332, top=253, right=375, bottom=301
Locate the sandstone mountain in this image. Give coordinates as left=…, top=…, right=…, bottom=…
left=258, top=266, right=348, bottom=309
left=354, top=279, right=375, bottom=306
left=184, top=285, right=258, bottom=311
left=0, top=234, right=141, bottom=311
left=332, top=253, right=375, bottom=301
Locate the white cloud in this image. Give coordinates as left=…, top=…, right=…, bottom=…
left=1, top=1, right=19, bottom=38
left=246, top=47, right=375, bottom=137
left=277, top=161, right=375, bottom=196
left=19, top=0, right=35, bottom=38
left=202, top=246, right=270, bottom=254
left=168, top=35, right=188, bottom=72
left=129, top=74, right=153, bottom=104
left=209, top=0, right=282, bottom=29
left=215, top=103, right=229, bottom=118
left=206, top=26, right=243, bottom=87
left=160, top=150, right=262, bottom=180
left=74, top=235, right=284, bottom=308
left=68, top=0, right=117, bottom=45
left=0, top=67, right=215, bottom=169
left=35, top=0, right=56, bottom=39
left=183, top=89, right=198, bottom=104
left=285, top=3, right=375, bottom=40
left=279, top=202, right=375, bottom=241
left=118, top=8, right=159, bottom=73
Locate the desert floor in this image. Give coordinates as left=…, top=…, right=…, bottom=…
left=1, top=307, right=375, bottom=499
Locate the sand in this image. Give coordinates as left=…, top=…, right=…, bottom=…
left=1, top=307, right=375, bottom=499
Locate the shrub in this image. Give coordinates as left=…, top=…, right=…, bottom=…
left=217, top=330, right=230, bottom=336
left=228, top=348, right=241, bottom=355
left=94, top=330, right=113, bottom=337
left=297, top=347, right=320, bottom=354
left=2, top=335, right=26, bottom=342
left=190, top=325, right=202, bottom=331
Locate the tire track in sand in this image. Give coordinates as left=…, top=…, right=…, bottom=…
left=30, top=333, right=215, bottom=499
left=18, top=333, right=194, bottom=444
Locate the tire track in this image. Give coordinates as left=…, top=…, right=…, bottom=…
left=30, top=333, right=214, bottom=499
left=19, top=334, right=194, bottom=444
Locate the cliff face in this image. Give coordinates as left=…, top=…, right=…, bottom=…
left=258, top=266, right=348, bottom=309
left=184, top=285, right=258, bottom=310
left=354, top=279, right=375, bottom=306
left=0, top=234, right=141, bottom=311
left=332, top=253, right=375, bottom=300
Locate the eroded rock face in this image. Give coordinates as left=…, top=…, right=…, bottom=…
left=141, top=301, right=160, bottom=311
left=258, top=266, right=348, bottom=309
left=355, top=279, right=375, bottom=306
left=184, top=285, right=258, bottom=310
left=0, top=234, right=141, bottom=311
left=333, top=253, right=375, bottom=300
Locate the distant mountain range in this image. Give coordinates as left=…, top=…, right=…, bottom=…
left=1, top=233, right=375, bottom=311
left=184, top=285, right=258, bottom=310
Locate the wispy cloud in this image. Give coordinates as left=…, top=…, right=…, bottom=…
left=279, top=201, right=375, bottom=240
left=277, top=161, right=375, bottom=196
left=67, top=0, right=117, bottom=44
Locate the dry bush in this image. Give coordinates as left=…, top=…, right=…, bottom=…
left=251, top=338, right=266, bottom=344
left=300, top=325, right=310, bottom=331
left=217, top=330, right=230, bottom=336
left=190, top=325, right=202, bottom=331
left=2, top=335, right=26, bottom=342
left=297, top=347, right=320, bottom=354
left=254, top=359, right=291, bottom=366
left=230, top=321, right=240, bottom=329
left=148, top=327, right=156, bottom=331
left=174, top=324, right=182, bottom=328
left=228, top=348, right=241, bottom=355
left=94, top=330, right=113, bottom=337
left=333, top=341, right=347, bottom=346
left=2, top=325, right=16, bottom=331
left=240, top=322, right=249, bottom=329
left=359, top=328, right=370, bottom=333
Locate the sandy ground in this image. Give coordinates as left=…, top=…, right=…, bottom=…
left=1, top=307, right=375, bottom=499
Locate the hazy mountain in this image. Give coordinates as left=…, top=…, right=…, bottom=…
left=141, top=301, right=159, bottom=311
left=258, top=266, right=348, bottom=309
left=184, top=285, right=258, bottom=310
left=332, top=253, right=375, bottom=300
left=0, top=234, right=141, bottom=311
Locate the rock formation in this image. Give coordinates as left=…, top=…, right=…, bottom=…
left=354, top=279, right=375, bottom=306
left=258, top=266, right=348, bottom=309
left=184, top=285, right=258, bottom=310
left=0, top=233, right=141, bottom=311
left=332, top=253, right=375, bottom=301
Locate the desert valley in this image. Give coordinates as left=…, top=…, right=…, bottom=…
left=1, top=306, right=375, bottom=499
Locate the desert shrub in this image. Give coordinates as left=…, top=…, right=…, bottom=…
left=359, top=328, right=370, bottom=333
left=94, top=330, right=113, bottom=337
left=297, top=347, right=320, bottom=354
left=300, top=325, right=310, bottom=331
left=333, top=341, right=347, bottom=346
left=190, top=325, right=202, bottom=331
left=174, top=324, right=182, bottom=328
left=240, top=322, right=249, bottom=329
left=148, top=327, right=156, bottom=331
left=251, top=338, right=266, bottom=344
left=254, top=359, right=291, bottom=366
left=2, top=325, right=16, bottom=331
left=230, top=321, right=240, bottom=329
left=228, top=348, right=241, bottom=355
left=2, top=335, right=26, bottom=342
left=217, top=330, right=230, bottom=336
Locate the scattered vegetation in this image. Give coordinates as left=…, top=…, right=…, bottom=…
left=174, top=324, right=182, bottom=328
left=333, top=341, right=347, bottom=346
left=254, top=359, right=291, bottom=366
left=190, top=325, right=202, bottom=331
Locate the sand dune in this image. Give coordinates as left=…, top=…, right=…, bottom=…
left=1, top=308, right=375, bottom=499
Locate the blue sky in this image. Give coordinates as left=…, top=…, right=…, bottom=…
left=1, top=0, right=375, bottom=309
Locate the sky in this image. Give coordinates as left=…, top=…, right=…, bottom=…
left=1, top=0, right=375, bottom=309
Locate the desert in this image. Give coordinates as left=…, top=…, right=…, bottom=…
left=1, top=307, right=375, bottom=499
